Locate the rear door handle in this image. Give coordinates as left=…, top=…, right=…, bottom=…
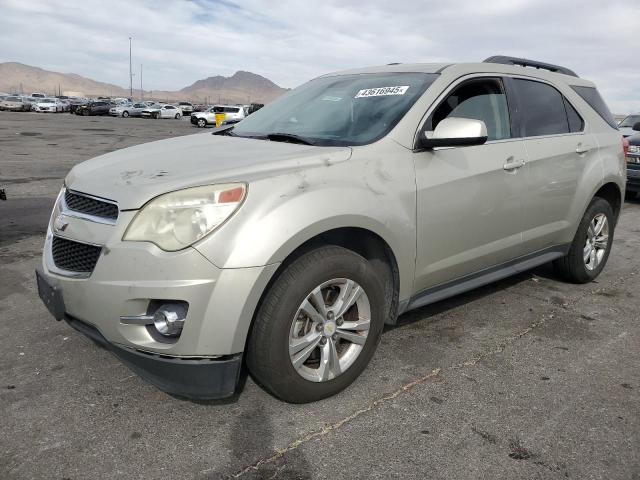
left=576, top=144, right=593, bottom=154
left=503, top=158, right=526, bottom=171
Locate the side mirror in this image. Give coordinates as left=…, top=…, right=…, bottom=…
left=420, top=117, right=488, bottom=149
left=632, top=122, right=640, bottom=132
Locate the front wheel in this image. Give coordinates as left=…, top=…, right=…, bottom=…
left=174, top=113, right=181, bottom=119
left=554, top=197, right=614, bottom=283
left=197, top=118, right=206, bottom=128
left=122, top=111, right=129, bottom=118
left=153, top=112, right=159, bottom=119
left=247, top=246, right=386, bottom=403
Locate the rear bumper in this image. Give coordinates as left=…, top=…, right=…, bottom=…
left=64, top=313, right=242, bottom=399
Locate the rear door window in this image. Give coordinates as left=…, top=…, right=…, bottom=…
left=563, top=98, right=584, bottom=133
left=512, top=79, right=569, bottom=137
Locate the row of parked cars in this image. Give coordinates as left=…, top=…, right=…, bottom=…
left=0, top=93, right=259, bottom=122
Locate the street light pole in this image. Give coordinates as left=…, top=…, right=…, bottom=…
left=140, top=64, right=143, bottom=100
left=129, top=36, right=133, bottom=98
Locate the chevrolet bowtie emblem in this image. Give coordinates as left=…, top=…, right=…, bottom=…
left=54, top=214, right=69, bottom=233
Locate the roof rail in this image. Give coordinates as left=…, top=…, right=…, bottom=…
left=483, top=55, right=578, bottom=78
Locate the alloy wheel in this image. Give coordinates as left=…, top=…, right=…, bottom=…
left=583, top=213, right=609, bottom=271
left=288, top=278, right=371, bottom=382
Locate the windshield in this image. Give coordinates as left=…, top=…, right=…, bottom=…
left=620, top=115, right=640, bottom=128
left=41, top=99, right=54, bottom=103
left=232, top=72, right=438, bottom=146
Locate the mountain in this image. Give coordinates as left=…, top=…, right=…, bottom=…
left=0, top=62, right=288, bottom=104
left=180, top=70, right=286, bottom=103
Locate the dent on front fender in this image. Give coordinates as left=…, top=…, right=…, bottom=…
left=194, top=149, right=418, bottom=300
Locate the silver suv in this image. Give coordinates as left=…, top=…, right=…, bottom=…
left=37, top=56, right=626, bottom=403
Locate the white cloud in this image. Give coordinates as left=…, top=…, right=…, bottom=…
left=0, top=0, right=638, bottom=112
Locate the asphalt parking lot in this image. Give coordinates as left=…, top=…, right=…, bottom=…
left=1, top=110, right=639, bottom=480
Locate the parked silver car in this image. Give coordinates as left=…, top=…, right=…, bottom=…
left=619, top=114, right=640, bottom=138
left=37, top=57, right=625, bottom=403
left=0, top=96, right=31, bottom=111
left=109, top=102, right=148, bottom=117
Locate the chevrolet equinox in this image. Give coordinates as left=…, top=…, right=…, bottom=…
left=37, top=56, right=626, bottom=403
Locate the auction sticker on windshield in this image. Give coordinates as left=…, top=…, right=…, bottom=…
left=354, top=86, right=409, bottom=98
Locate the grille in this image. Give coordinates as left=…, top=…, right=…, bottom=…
left=51, top=236, right=102, bottom=273
left=64, top=190, right=118, bottom=221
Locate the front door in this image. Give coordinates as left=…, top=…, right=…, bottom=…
left=413, top=76, right=528, bottom=293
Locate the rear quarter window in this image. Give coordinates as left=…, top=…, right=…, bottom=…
left=570, top=86, right=618, bottom=130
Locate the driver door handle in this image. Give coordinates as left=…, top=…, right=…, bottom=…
left=503, top=158, right=526, bottom=171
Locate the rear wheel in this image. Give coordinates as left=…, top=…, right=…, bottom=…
left=554, top=197, right=614, bottom=283
left=247, top=246, right=386, bottom=403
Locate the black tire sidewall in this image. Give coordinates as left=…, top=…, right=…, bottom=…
left=248, top=247, right=386, bottom=403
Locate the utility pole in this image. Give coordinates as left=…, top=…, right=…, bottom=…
left=129, top=36, right=133, bottom=98
left=140, top=64, right=143, bottom=100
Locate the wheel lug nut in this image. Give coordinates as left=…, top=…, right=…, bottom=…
left=316, top=323, right=323, bottom=332
left=332, top=334, right=338, bottom=341
left=336, top=318, right=343, bottom=326
left=319, top=337, right=327, bottom=345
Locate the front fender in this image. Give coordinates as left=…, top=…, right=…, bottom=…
left=195, top=154, right=417, bottom=300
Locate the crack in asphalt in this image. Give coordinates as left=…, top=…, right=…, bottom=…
left=223, top=273, right=631, bottom=478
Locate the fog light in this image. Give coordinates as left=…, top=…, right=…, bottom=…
left=153, top=304, right=187, bottom=337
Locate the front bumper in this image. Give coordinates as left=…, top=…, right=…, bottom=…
left=37, top=191, right=279, bottom=398
left=54, top=298, right=242, bottom=399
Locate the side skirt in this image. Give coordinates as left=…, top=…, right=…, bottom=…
left=400, top=245, right=570, bottom=315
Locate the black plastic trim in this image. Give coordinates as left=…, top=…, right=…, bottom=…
left=63, top=315, right=242, bottom=400
left=407, top=245, right=570, bottom=311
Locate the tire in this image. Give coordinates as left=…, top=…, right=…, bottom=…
left=197, top=118, right=206, bottom=128
left=175, top=113, right=181, bottom=119
left=554, top=197, right=614, bottom=283
left=122, top=111, right=129, bottom=118
left=82, top=109, right=89, bottom=116
left=153, top=112, right=159, bottom=119
left=247, top=246, right=387, bottom=403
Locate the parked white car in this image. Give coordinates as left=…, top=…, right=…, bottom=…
left=33, top=98, right=63, bottom=113
left=190, top=105, right=246, bottom=128
left=141, top=104, right=182, bottom=119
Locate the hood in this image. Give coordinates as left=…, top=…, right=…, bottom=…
left=627, top=132, right=640, bottom=146
left=620, top=126, right=636, bottom=138
left=66, top=133, right=352, bottom=209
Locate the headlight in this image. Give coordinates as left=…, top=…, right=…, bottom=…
left=123, top=183, right=246, bottom=251
left=629, top=145, right=639, bottom=154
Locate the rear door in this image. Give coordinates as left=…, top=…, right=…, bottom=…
left=506, top=78, right=598, bottom=253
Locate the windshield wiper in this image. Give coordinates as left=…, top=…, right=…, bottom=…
left=211, top=124, right=236, bottom=136
left=266, top=133, right=315, bottom=145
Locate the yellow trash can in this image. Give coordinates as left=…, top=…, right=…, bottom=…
left=215, top=112, right=226, bottom=127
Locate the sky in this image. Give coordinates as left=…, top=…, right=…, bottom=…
left=0, top=0, right=638, bottom=113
